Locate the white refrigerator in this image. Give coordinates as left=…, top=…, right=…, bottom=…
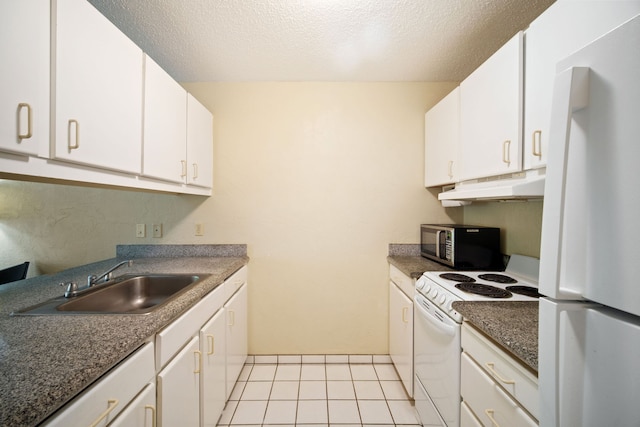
left=539, top=13, right=640, bottom=427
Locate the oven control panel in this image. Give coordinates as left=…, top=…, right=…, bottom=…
left=416, top=275, right=462, bottom=323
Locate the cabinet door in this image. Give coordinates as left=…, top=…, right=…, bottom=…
left=157, top=336, right=200, bottom=427
left=460, top=32, right=523, bottom=181
left=142, top=54, right=187, bottom=183
left=200, top=309, right=226, bottom=427
left=523, top=1, right=640, bottom=169
left=53, top=0, right=143, bottom=173
left=186, top=94, right=213, bottom=188
left=388, top=282, right=413, bottom=397
left=425, top=87, right=460, bottom=187
left=0, top=0, right=49, bottom=157
left=109, top=382, right=156, bottom=427
left=225, top=284, right=248, bottom=398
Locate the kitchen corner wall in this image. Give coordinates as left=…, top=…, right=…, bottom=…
left=184, top=82, right=458, bottom=355
left=0, top=82, right=457, bottom=355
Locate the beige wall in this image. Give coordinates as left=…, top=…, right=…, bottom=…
left=1, top=82, right=458, bottom=354
left=462, top=201, right=543, bottom=259
left=184, top=82, right=459, bottom=354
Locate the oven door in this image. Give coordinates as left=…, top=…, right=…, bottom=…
left=414, top=294, right=461, bottom=427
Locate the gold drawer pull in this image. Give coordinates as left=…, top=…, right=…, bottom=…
left=88, top=398, right=118, bottom=427
left=485, top=409, right=501, bottom=427
left=485, top=362, right=515, bottom=384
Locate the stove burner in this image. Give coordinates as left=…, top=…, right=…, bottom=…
left=478, top=273, right=517, bottom=284
left=505, top=285, right=541, bottom=298
left=439, top=273, right=476, bottom=283
left=455, top=283, right=513, bottom=298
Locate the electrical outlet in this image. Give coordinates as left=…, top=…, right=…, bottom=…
left=136, top=224, right=146, bottom=238
left=152, top=223, right=163, bottom=238
left=195, top=223, right=204, bottom=236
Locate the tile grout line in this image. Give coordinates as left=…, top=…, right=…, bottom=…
left=223, top=358, right=414, bottom=427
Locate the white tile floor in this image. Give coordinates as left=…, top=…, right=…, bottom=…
left=217, top=355, right=421, bottom=427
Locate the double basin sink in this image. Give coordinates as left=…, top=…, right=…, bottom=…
left=14, top=273, right=210, bottom=315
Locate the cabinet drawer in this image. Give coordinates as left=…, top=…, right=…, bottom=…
left=44, top=342, right=155, bottom=426
left=461, top=401, right=482, bottom=427
left=462, top=323, right=538, bottom=418
left=461, top=353, right=537, bottom=427
left=156, top=284, right=225, bottom=368
left=109, top=382, right=156, bottom=427
left=389, top=264, right=414, bottom=298
left=224, top=265, right=247, bottom=300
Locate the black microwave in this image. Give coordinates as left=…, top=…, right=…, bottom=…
left=420, top=224, right=502, bottom=270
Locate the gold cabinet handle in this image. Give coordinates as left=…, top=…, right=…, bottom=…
left=484, top=409, right=501, bottom=427
left=88, top=398, right=119, bottom=427
left=502, top=140, right=511, bottom=165
left=17, top=103, right=33, bottom=139
left=484, top=362, right=515, bottom=384
left=68, top=119, right=79, bottom=151
left=207, top=334, right=215, bottom=355
left=532, top=130, right=542, bottom=158
left=180, top=160, right=187, bottom=178
left=192, top=163, right=198, bottom=179
left=194, top=350, right=202, bottom=374
left=228, top=310, right=235, bottom=327
left=144, top=405, right=157, bottom=427
left=401, top=306, right=409, bottom=323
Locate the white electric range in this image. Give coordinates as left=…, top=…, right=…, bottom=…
left=416, top=254, right=540, bottom=323
left=413, top=254, right=539, bottom=427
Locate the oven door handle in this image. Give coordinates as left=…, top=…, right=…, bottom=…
left=414, top=296, right=457, bottom=337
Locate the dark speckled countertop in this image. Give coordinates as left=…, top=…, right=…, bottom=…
left=387, top=243, right=452, bottom=278
left=452, top=301, right=539, bottom=373
left=0, top=244, right=248, bottom=427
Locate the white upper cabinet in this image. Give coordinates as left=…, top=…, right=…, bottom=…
left=186, top=94, right=213, bottom=189
left=52, top=0, right=143, bottom=174
left=523, top=0, right=640, bottom=170
left=142, top=54, right=187, bottom=183
left=0, top=0, right=49, bottom=157
left=459, top=32, right=523, bottom=181
left=425, top=87, right=460, bottom=187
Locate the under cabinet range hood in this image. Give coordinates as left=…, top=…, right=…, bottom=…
left=438, top=169, right=545, bottom=203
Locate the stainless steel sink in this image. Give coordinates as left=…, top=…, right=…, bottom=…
left=13, top=274, right=210, bottom=315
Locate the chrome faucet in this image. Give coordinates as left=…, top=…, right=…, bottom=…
left=61, top=260, right=133, bottom=298
left=87, top=260, right=133, bottom=288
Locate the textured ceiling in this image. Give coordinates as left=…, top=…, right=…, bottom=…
left=88, top=0, right=555, bottom=82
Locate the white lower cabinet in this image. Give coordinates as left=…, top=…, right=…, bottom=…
left=388, top=264, right=414, bottom=397
left=42, top=265, right=248, bottom=427
left=200, top=308, right=227, bottom=427
left=389, top=280, right=413, bottom=396
left=225, top=282, right=248, bottom=398
left=109, top=383, right=157, bottom=427
left=461, top=323, right=538, bottom=427
left=43, top=342, right=155, bottom=427
left=157, top=336, right=201, bottom=427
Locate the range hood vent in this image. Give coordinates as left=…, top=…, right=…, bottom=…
left=438, top=169, right=545, bottom=203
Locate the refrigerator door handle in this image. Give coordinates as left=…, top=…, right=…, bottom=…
left=539, top=66, right=590, bottom=299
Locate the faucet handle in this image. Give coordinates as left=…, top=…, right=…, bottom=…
left=63, top=282, right=78, bottom=298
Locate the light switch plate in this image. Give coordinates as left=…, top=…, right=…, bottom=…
left=195, top=223, right=204, bottom=236
left=136, top=224, right=146, bottom=238
left=152, top=223, right=162, bottom=238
